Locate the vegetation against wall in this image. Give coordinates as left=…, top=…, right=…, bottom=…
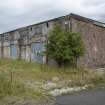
left=46, top=26, right=85, bottom=67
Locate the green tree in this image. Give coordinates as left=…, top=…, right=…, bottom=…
left=46, top=26, right=85, bottom=67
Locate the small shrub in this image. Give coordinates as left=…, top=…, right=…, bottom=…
left=46, top=25, right=85, bottom=67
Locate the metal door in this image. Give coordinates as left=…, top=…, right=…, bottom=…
left=11, top=45, right=17, bottom=59
left=32, top=43, right=44, bottom=63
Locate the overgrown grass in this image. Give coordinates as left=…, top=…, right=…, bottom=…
left=0, top=69, right=47, bottom=100
left=0, top=59, right=105, bottom=104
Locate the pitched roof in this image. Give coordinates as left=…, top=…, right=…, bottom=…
left=70, top=13, right=105, bottom=28
left=0, top=13, right=105, bottom=35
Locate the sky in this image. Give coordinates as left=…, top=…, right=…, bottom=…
left=0, top=0, right=105, bottom=33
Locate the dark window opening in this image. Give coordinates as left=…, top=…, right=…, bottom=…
left=46, top=22, right=49, bottom=28
left=30, top=27, right=33, bottom=31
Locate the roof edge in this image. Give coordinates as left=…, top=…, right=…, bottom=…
left=0, top=13, right=105, bottom=35
left=70, top=13, right=105, bottom=28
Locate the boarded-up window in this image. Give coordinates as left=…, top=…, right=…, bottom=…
left=31, top=43, right=44, bottom=63
left=4, top=47, right=10, bottom=58
left=11, top=45, right=17, bottom=59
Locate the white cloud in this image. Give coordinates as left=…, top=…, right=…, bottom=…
left=0, top=0, right=105, bottom=33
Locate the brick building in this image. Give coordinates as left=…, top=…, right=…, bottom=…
left=0, top=13, right=105, bottom=68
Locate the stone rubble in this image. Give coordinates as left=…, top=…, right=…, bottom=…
left=49, top=85, right=89, bottom=96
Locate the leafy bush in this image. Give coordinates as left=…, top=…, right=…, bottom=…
left=46, top=26, right=85, bottom=67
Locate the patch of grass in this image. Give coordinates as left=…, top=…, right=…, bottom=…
left=0, top=73, right=25, bottom=98
left=0, top=59, right=105, bottom=104
left=0, top=71, right=46, bottom=100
